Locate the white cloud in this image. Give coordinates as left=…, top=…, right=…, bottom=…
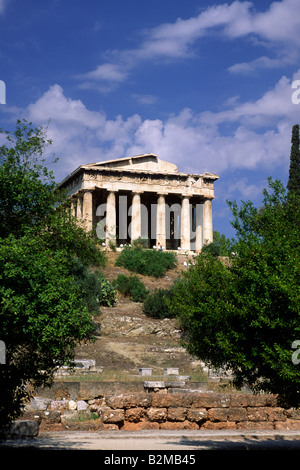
left=77, top=0, right=300, bottom=90
left=20, top=69, right=296, bottom=183
left=79, top=63, right=128, bottom=83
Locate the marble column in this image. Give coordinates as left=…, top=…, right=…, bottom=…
left=70, top=197, right=77, bottom=218
left=203, top=198, right=213, bottom=245
left=82, top=190, right=93, bottom=231
left=156, top=193, right=166, bottom=249
left=195, top=202, right=204, bottom=252
left=181, top=195, right=191, bottom=251
left=130, top=192, right=142, bottom=241
left=106, top=190, right=117, bottom=244
left=76, top=194, right=83, bottom=220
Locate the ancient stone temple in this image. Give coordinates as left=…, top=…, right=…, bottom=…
left=58, top=154, right=219, bottom=252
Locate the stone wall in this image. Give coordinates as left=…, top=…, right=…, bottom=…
left=22, top=391, right=300, bottom=432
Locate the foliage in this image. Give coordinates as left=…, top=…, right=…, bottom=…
left=0, top=235, right=96, bottom=430
left=201, top=231, right=232, bottom=257
left=69, top=259, right=116, bottom=310
left=143, top=288, right=175, bottom=319
left=131, top=237, right=149, bottom=249
left=167, top=179, right=300, bottom=406
left=113, top=274, right=148, bottom=302
left=287, top=124, right=300, bottom=195
left=0, top=120, right=107, bottom=434
left=115, top=245, right=177, bottom=278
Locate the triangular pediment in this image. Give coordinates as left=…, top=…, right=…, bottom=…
left=85, top=154, right=178, bottom=173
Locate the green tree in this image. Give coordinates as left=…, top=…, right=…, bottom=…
left=0, top=120, right=106, bottom=434
left=168, top=179, right=300, bottom=406
left=201, top=230, right=232, bottom=257
left=287, top=124, right=300, bottom=195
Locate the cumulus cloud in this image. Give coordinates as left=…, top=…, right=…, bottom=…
left=21, top=69, right=296, bottom=184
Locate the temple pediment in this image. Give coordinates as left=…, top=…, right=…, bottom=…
left=85, top=154, right=178, bottom=173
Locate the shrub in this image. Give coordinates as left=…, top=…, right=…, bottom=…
left=143, top=288, right=175, bottom=319
left=98, top=275, right=117, bottom=307
left=115, top=246, right=177, bottom=277
left=201, top=231, right=232, bottom=257
left=113, top=274, right=148, bottom=302
left=70, top=259, right=116, bottom=310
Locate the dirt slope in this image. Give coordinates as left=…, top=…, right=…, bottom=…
left=74, top=251, right=203, bottom=381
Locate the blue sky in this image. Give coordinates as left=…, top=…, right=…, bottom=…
left=1, top=0, right=300, bottom=238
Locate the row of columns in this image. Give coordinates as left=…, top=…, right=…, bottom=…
left=72, top=189, right=213, bottom=252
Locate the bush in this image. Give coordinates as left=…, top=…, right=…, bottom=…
left=98, top=275, right=117, bottom=307
left=201, top=231, right=231, bottom=257
left=70, top=259, right=116, bottom=310
left=115, top=246, right=177, bottom=277
left=113, top=274, right=148, bottom=302
left=143, top=288, right=175, bottom=319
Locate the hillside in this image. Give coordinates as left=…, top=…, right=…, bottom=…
left=72, top=251, right=207, bottom=382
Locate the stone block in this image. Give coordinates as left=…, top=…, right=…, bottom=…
left=30, top=397, right=51, bottom=411
left=267, top=407, right=286, bottom=422
left=42, top=411, right=61, bottom=424
left=20, top=411, right=42, bottom=424
left=60, top=410, right=77, bottom=425
left=160, top=420, right=199, bottom=430
left=144, top=381, right=165, bottom=389
left=125, top=407, right=145, bottom=422
left=228, top=407, right=247, bottom=422
left=275, top=419, right=300, bottom=430
left=101, top=407, right=124, bottom=424
left=139, top=368, right=152, bottom=376
left=88, top=398, right=105, bottom=412
left=105, top=393, right=151, bottom=410
left=167, top=407, right=186, bottom=422
left=186, top=408, right=208, bottom=423
left=207, top=407, right=229, bottom=422
left=77, top=400, right=89, bottom=411
left=151, top=393, right=175, bottom=408
left=164, top=368, right=179, bottom=375
left=192, top=393, right=230, bottom=408
left=247, top=407, right=269, bottom=422
left=246, top=394, right=278, bottom=407
left=8, top=420, right=39, bottom=438
left=236, top=421, right=274, bottom=430
left=69, top=400, right=77, bottom=410
left=165, top=381, right=185, bottom=388
left=121, top=419, right=160, bottom=431
left=285, top=408, right=300, bottom=420
left=202, top=421, right=237, bottom=430
left=50, top=400, right=69, bottom=411
left=146, top=407, right=167, bottom=422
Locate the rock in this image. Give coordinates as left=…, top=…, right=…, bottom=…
left=100, top=407, right=125, bottom=424
left=50, top=400, right=69, bottom=411
left=69, top=400, right=77, bottom=410
left=30, top=397, right=51, bottom=411
left=77, top=400, right=88, bottom=411
left=7, top=420, right=39, bottom=438
left=146, top=407, right=167, bottom=422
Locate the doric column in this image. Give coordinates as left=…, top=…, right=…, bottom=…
left=203, top=198, right=213, bottom=245
left=181, top=195, right=191, bottom=251
left=130, top=192, right=142, bottom=241
left=82, top=190, right=93, bottom=232
left=106, top=190, right=117, bottom=244
left=156, top=193, right=166, bottom=248
left=76, top=194, right=83, bottom=220
left=195, top=202, right=204, bottom=252
left=70, top=196, right=77, bottom=218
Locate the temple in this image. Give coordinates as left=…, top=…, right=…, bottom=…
left=58, top=154, right=219, bottom=252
